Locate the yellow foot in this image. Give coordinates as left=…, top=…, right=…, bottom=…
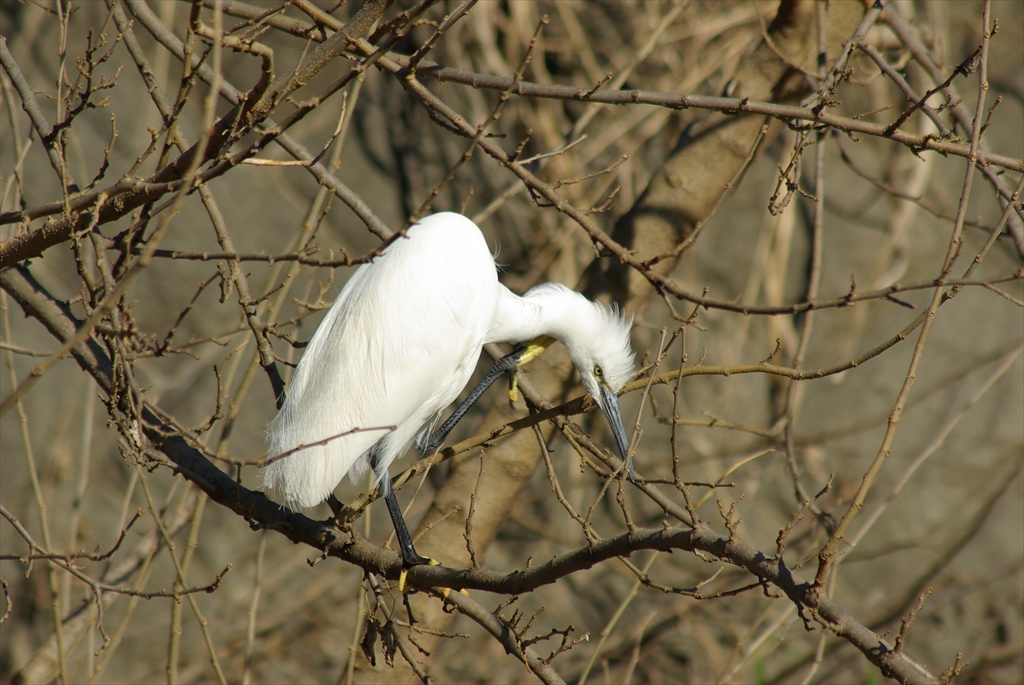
left=396, top=559, right=469, bottom=597
left=397, top=557, right=441, bottom=593
left=518, top=336, right=554, bottom=366
left=509, top=336, right=553, bottom=402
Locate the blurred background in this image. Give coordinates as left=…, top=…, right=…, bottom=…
left=1, top=1, right=1022, bottom=683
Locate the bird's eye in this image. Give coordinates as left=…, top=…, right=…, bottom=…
left=594, top=365, right=603, bottom=378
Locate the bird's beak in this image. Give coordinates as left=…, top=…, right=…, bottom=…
left=598, top=384, right=633, bottom=482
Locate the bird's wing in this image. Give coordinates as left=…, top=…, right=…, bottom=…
left=264, top=216, right=500, bottom=507
left=263, top=263, right=387, bottom=507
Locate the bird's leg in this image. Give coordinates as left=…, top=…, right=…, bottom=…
left=381, top=481, right=431, bottom=567
left=382, top=484, right=445, bottom=592
left=422, top=350, right=521, bottom=452
left=370, top=445, right=435, bottom=591
left=423, top=337, right=555, bottom=452
left=326, top=493, right=346, bottom=523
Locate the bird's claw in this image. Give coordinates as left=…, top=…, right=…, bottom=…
left=396, top=558, right=468, bottom=597
left=397, top=556, right=440, bottom=593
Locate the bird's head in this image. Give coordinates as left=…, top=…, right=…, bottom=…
left=523, top=284, right=636, bottom=475
left=567, top=299, right=635, bottom=474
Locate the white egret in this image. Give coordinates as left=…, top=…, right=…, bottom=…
left=264, top=212, right=634, bottom=567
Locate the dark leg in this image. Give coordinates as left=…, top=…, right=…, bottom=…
left=422, top=348, right=524, bottom=452
left=382, top=481, right=431, bottom=567
left=371, top=444, right=431, bottom=567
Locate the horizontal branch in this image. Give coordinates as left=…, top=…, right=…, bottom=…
left=390, top=55, right=1023, bottom=172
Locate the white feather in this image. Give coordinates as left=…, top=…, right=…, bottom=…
left=263, top=212, right=635, bottom=510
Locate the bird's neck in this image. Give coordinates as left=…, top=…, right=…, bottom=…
left=487, top=283, right=580, bottom=346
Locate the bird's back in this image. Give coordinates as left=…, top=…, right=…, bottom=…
left=264, top=213, right=499, bottom=509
